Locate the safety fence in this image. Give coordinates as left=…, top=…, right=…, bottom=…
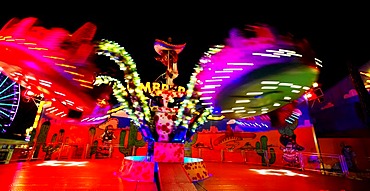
left=193, top=148, right=349, bottom=176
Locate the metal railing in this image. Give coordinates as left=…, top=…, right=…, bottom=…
left=193, top=148, right=350, bottom=177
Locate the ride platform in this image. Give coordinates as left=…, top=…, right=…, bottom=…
left=1, top=158, right=369, bottom=191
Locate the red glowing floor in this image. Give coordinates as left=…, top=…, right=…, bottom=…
left=0, top=158, right=369, bottom=191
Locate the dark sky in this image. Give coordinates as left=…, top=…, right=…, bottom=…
left=2, top=10, right=370, bottom=90
left=2, top=8, right=370, bottom=137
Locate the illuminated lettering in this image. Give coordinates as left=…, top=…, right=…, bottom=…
left=127, top=82, right=186, bottom=94
left=139, top=82, right=151, bottom=93
left=152, top=82, right=161, bottom=92
left=161, top=84, right=169, bottom=91
left=178, top=86, right=185, bottom=92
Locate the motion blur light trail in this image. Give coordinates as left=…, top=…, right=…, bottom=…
left=0, top=17, right=112, bottom=124
left=195, top=24, right=322, bottom=119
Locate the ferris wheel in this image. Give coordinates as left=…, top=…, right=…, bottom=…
left=0, top=71, right=21, bottom=129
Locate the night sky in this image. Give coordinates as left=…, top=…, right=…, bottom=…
left=1, top=7, right=370, bottom=138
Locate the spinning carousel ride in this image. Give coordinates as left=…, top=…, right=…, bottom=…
left=195, top=25, right=321, bottom=120
left=0, top=17, right=322, bottom=183
left=0, top=17, right=111, bottom=125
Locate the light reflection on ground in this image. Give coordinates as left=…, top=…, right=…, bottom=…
left=250, top=168, right=309, bottom=177
left=36, top=160, right=88, bottom=166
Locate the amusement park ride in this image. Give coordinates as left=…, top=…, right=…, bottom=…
left=0, top=17, right=322, bottom=182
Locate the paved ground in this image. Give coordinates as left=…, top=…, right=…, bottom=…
left=0, top=158, right=369, bottom=191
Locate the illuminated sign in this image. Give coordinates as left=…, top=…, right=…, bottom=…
left=135, top=82, right=186, bottom=94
